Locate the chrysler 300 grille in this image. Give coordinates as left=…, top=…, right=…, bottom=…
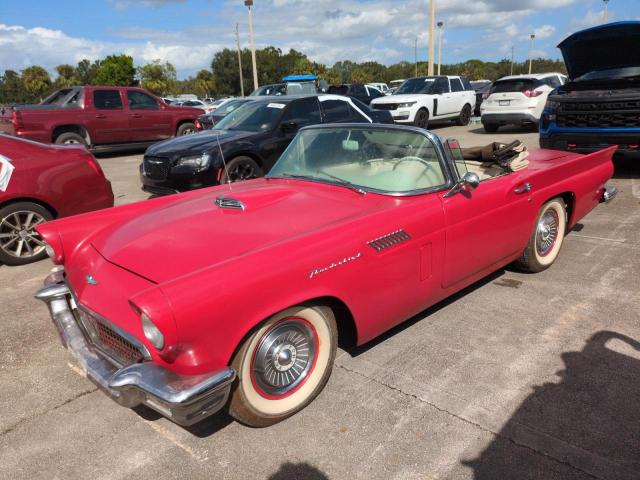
left=77, top=309, right=145, bottom=366
left=143, top=156, right=172, bottom=180
left=556, top=100, right=640, bottom=128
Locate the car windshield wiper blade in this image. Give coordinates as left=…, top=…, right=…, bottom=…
left=316, top=170, right=366, bottom=195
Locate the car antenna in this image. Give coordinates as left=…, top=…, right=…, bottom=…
left=216, top=131, right=232, bottom=190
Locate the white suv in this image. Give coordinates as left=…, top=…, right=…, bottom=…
left=481, top=73, right=567, bottom=132
left=370, top=76, right=476, bottom=128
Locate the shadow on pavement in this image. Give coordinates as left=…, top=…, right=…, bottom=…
left=267, top=462, right=329, bottom=480
left=463, top=331, right=640, bottom=479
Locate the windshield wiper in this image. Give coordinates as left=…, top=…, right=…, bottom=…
left=316, top=170, right=366, bottom=195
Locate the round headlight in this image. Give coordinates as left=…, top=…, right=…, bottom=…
left=141, top=313, right=165, bottom=350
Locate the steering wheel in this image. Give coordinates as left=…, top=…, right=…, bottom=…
left=392, top=156, right=433, bottom=170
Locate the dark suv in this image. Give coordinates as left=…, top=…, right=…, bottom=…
left=140, top=94, right=391, bottom=195
left=327, top=84, right=385, bottom=105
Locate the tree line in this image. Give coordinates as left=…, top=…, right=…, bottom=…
left=0, top=48, right=566, bottom=104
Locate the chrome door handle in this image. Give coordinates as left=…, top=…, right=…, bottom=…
left=514, top=182, right=532, bottom=194
left=95, top=114, right=106, bottom=119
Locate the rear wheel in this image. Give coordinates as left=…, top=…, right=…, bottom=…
left=513, top=198, right=566, bottom=273
left=219, top=156, right=263, bottom=184
left=229, top=305, right=338, bottom=427
left=413, top=109, right=429, bottom=129
left=0, top=202, right=53, bottom=266
left=176, top=122, right=196, bottom=136
left=456, top=104, right=472, bottom=126
left=54, top=132, right=87, bottom=147
left=483, top=123, right=499, bottom=133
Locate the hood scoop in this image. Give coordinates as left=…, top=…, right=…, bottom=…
left=215, top=196, right=245, bottom=211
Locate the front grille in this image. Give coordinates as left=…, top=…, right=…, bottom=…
left=143, top=156, right=171, bottom=180
left=372, top=103, right=398, bottom=111
left=77, top=308, right=144, bottom=366
left=556, top=101, right=640, bottom=128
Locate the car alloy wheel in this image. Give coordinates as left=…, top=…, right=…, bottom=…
left=0, top=210, right=47, bottom=261
left=228, top=161, right=258, bottom=182
left=229, top=305, right=337, bottom=427
left=414, top=109, right=429, bottom=129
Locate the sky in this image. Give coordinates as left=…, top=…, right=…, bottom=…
left=1, top=0, right=639, bottom=79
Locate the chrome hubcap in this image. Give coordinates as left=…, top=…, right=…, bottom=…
left=0, top=210, right=47, bottom=259
left=252, top=319, right=316, bottom=396
left=536, top=209, right=559, bottom=256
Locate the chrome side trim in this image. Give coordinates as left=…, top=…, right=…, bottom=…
left=600, top=186, right=617, bottom=204
left=215, top=196, right=245, bottom=211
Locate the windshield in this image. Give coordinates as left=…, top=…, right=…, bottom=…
left=575, top=66, right=640, bottom=82
left=269, top=126, right=447, bottom=194
left=286, top=82, right=317, bottom=94
left=214, top=101, right=285, bottom=132
left=395, top=78, right=437, bottom=95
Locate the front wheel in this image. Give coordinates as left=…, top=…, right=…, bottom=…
left=413, top=109, right=429, bottom=129
left=513, top=198, right=566, bottom=273
left=54, top=132, right=87, bottom=147
left=219, top=156, right=263, bottom=184
left=0, top=202, right=53, bottom=266
left=456, top=104, right=472, bottom=126
left=229, top=305, right=338, bottom=427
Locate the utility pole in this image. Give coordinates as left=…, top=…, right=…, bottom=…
left=510, top=46, right=514, bottom=75
left=414, top=37, right=418, bottom=77
left=528, top=34, right=535, bottom=75
left=244, top=0, right=258, bottom=90
left=427, top=0, right=435, bottom=76
left=437, top=21, right=443, bottom=75
left=235, top=23, right=245, bottom=97
left=603, top=0, right=610, bottom=22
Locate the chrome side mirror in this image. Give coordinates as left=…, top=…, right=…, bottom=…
left=444, top=172, right=480, bottom=198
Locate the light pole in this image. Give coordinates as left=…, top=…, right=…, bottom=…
left=414, top=37, right=418, bottom=77
left=528, top=34, right=535, bottom=75
left=235, top=23, right=245, bottom=96
left=427, top=0, right=435, bottom=76
left=603, top=0, right=610, bottom=22
left=437, top=21, right=443, bottom=75
left=510, top=45, right=514, bottom=75
left=244, top=0, right=258, bottom=90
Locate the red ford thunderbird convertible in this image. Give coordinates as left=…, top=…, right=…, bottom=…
left=35, top=124, right=616, bottom=427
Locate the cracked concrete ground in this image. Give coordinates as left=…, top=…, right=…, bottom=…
left=1, top=123, right=638, bottom=480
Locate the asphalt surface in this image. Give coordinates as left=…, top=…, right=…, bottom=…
left=1, top=122, right=639, bottom=480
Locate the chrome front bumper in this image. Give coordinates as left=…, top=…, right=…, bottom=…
left=35, top=273, right=236, bottom=426
left=600, top=186, right=617, bottom=204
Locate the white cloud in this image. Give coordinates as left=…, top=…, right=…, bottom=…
left=1, top=0, right=583, bottom=78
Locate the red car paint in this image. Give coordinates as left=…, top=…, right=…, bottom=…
left=36, top=144, right=615, bottom=377
left=0, top=134, right=114, bottom=217
left=0, top=86, right=202, bottom=148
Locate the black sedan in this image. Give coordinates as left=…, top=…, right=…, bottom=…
left=140, top=94, right=392, bottom=195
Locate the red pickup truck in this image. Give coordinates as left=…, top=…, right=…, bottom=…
left=0, top=86, right=203, bottom=152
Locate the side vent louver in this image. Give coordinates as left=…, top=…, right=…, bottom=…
left=368, top=230, right=411, bottom=252
left=215, top=196, right=245, bottom=211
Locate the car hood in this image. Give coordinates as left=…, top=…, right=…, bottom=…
left=90, top=179, right=379, bottom=283
left=145, top=129, right=255, bottom=156
left=558, top=22, right=640, bottom=80
left=372, top=94, right=428, bottom=104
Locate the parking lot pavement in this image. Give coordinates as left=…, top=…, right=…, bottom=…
left=1, top=124, right=638, bottom=480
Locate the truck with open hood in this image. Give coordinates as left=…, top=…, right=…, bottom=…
left=539, top=22, right=640, bottom=156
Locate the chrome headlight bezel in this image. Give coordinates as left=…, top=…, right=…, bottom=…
left=176, top=153, right=211, bottom=171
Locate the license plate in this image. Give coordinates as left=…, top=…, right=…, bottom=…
left=499, top=100, right=510, bottom=106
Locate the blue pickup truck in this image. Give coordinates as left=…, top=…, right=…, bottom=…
left=539, top=22, right=640, bottom=157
